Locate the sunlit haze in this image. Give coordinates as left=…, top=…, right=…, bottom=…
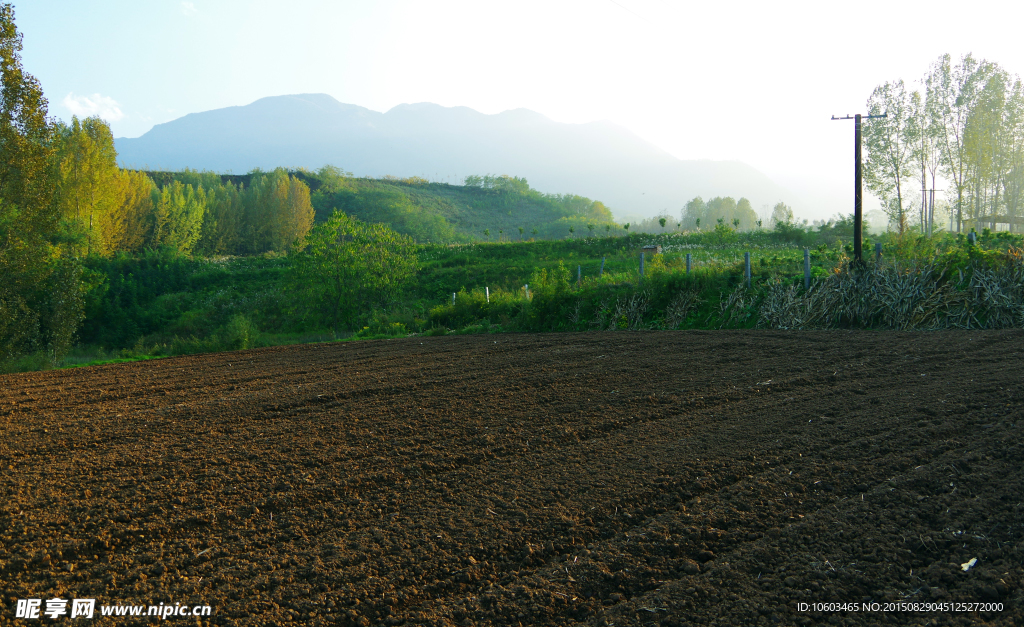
left=15, top=0, right=1024, bottom=220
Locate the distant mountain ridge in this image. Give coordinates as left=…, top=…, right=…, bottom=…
left=115, top=94, right=793, bottom=220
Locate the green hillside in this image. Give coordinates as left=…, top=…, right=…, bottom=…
left=147, top=169, right=619, bottom=244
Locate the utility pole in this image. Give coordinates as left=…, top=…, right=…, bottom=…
left=831, top=112, right=886, bottom=264
left=925, top=132, right=933, bottom=235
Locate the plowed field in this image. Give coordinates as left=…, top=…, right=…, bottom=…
left=1, top=331, right=1022, bottom=627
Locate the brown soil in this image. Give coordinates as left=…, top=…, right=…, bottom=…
left=1, top=331, right=1022, bottom=627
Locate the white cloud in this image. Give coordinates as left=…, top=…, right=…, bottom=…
left=62, top=93, right=125, bottom=122
left=181, top=2, right=197, bottom=17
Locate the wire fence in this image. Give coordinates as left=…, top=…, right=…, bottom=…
left=434, top=241, right=1024, bottom=331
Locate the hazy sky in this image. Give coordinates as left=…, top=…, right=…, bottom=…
left=13, top=0, right=1024, bottom=219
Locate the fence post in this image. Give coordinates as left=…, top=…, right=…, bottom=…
left=525, top=284, right=530, bottom=299
left=803, top=248, right=810, bottom=291
left=744, top=252, right=751, bottom=287
left=600, top=257, right=605, bottom=276
left=485, top=287, right=490, bottom=303
left=875, top=242, right=882, bottom=264
left=686, top=253, right=692, bottom=274
left=639, top=252, right=645, bottom=284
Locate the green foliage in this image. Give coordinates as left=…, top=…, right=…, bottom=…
left=304, top=172, right=619, bottom=243
left=123, top=168, right=315, bottom=256
left=240, top=169, right=314, bottom=254
left=50, top=228, right=1024, bottom=375
left=52, top=116, right=121, bottom=255
left=865, top=53, right=1024, bottom=235
left=222, top=314, right=260, bottom=350
left=680, top=196, right=758, bottom=232
left=0, top=5, right=94, bottom=365
left=353, top=319, right=408, bottom=340
left=863, top=80, right=920, bottom=235
left=151, top=180, right=206, bottom=254
left=292, top=210, right=417, bottom=336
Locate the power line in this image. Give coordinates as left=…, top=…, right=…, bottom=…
left=608, top=0, right=652, bottom=24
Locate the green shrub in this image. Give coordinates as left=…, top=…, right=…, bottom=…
left=222, top=314, right=260, bottom=350
left=353, top=319, right=408, bottom=339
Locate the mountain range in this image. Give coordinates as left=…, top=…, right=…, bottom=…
left=115, top=94, right=794, bottom=221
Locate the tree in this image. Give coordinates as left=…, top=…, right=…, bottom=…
left=1001, top=79, right=1024, bottom=232
left=281, top=175, right=315, bottom=251
left=770, top=201, right=793, bottom=226
left=927, top=54, right=992, bottom=232
left=53, top=116, right=120, bottom=255
left=734, top=198, right=758, bottom=230
left=293, top=210, right=417, bottom=337
left=194, top=176, right=243, bottom=256
left=238, top=169, right=315, bottom=254
left=150, top=180, right=206, bottom=254
left=963, top=66, right=1012, bottom=231
left=916, top=92, right=944, bottom=235
left=114, top=169, right=156, bottom=253
left=683, top=196, right=750, bottom=230
left=681, top=196, right=706, bottom=230
left=704, top=197, right=745, bottom=228
left=864, top=80, right=921, bottom=234
left=0, top=4, right=86, bottom=362
left=658, top=217, right=667, bottom=231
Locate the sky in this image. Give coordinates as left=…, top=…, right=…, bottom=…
left=13, top=0, right=1024, bottom=221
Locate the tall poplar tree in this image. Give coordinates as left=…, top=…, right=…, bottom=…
left=926, top=54, right=992, bottom=232
left=864, top=80, right=920, bottom=234
left=0, top=3, right=86, bottom=362
left=53, top=116, right=121, bottom=255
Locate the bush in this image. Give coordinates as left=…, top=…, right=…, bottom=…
left=222, top=314, right=260, bottom=350
left=353, top=319, right=408, bottom=339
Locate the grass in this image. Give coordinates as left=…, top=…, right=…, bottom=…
left=4, top=227, right=1021, bottom=375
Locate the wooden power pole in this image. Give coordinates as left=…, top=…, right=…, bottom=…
left=831, top=112, right=887, bottom=264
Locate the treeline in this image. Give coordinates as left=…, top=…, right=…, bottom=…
left=864, top=53, right=1024, bottom=234
left=680, top=196, right=760, bottom=231
left=0, top=0, right=624, bottom=366
left=1, top=7, right=315, bottom=363
left=623, top=197, right=795, bottom=235
left=54, top=120, right=314, bottom=257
